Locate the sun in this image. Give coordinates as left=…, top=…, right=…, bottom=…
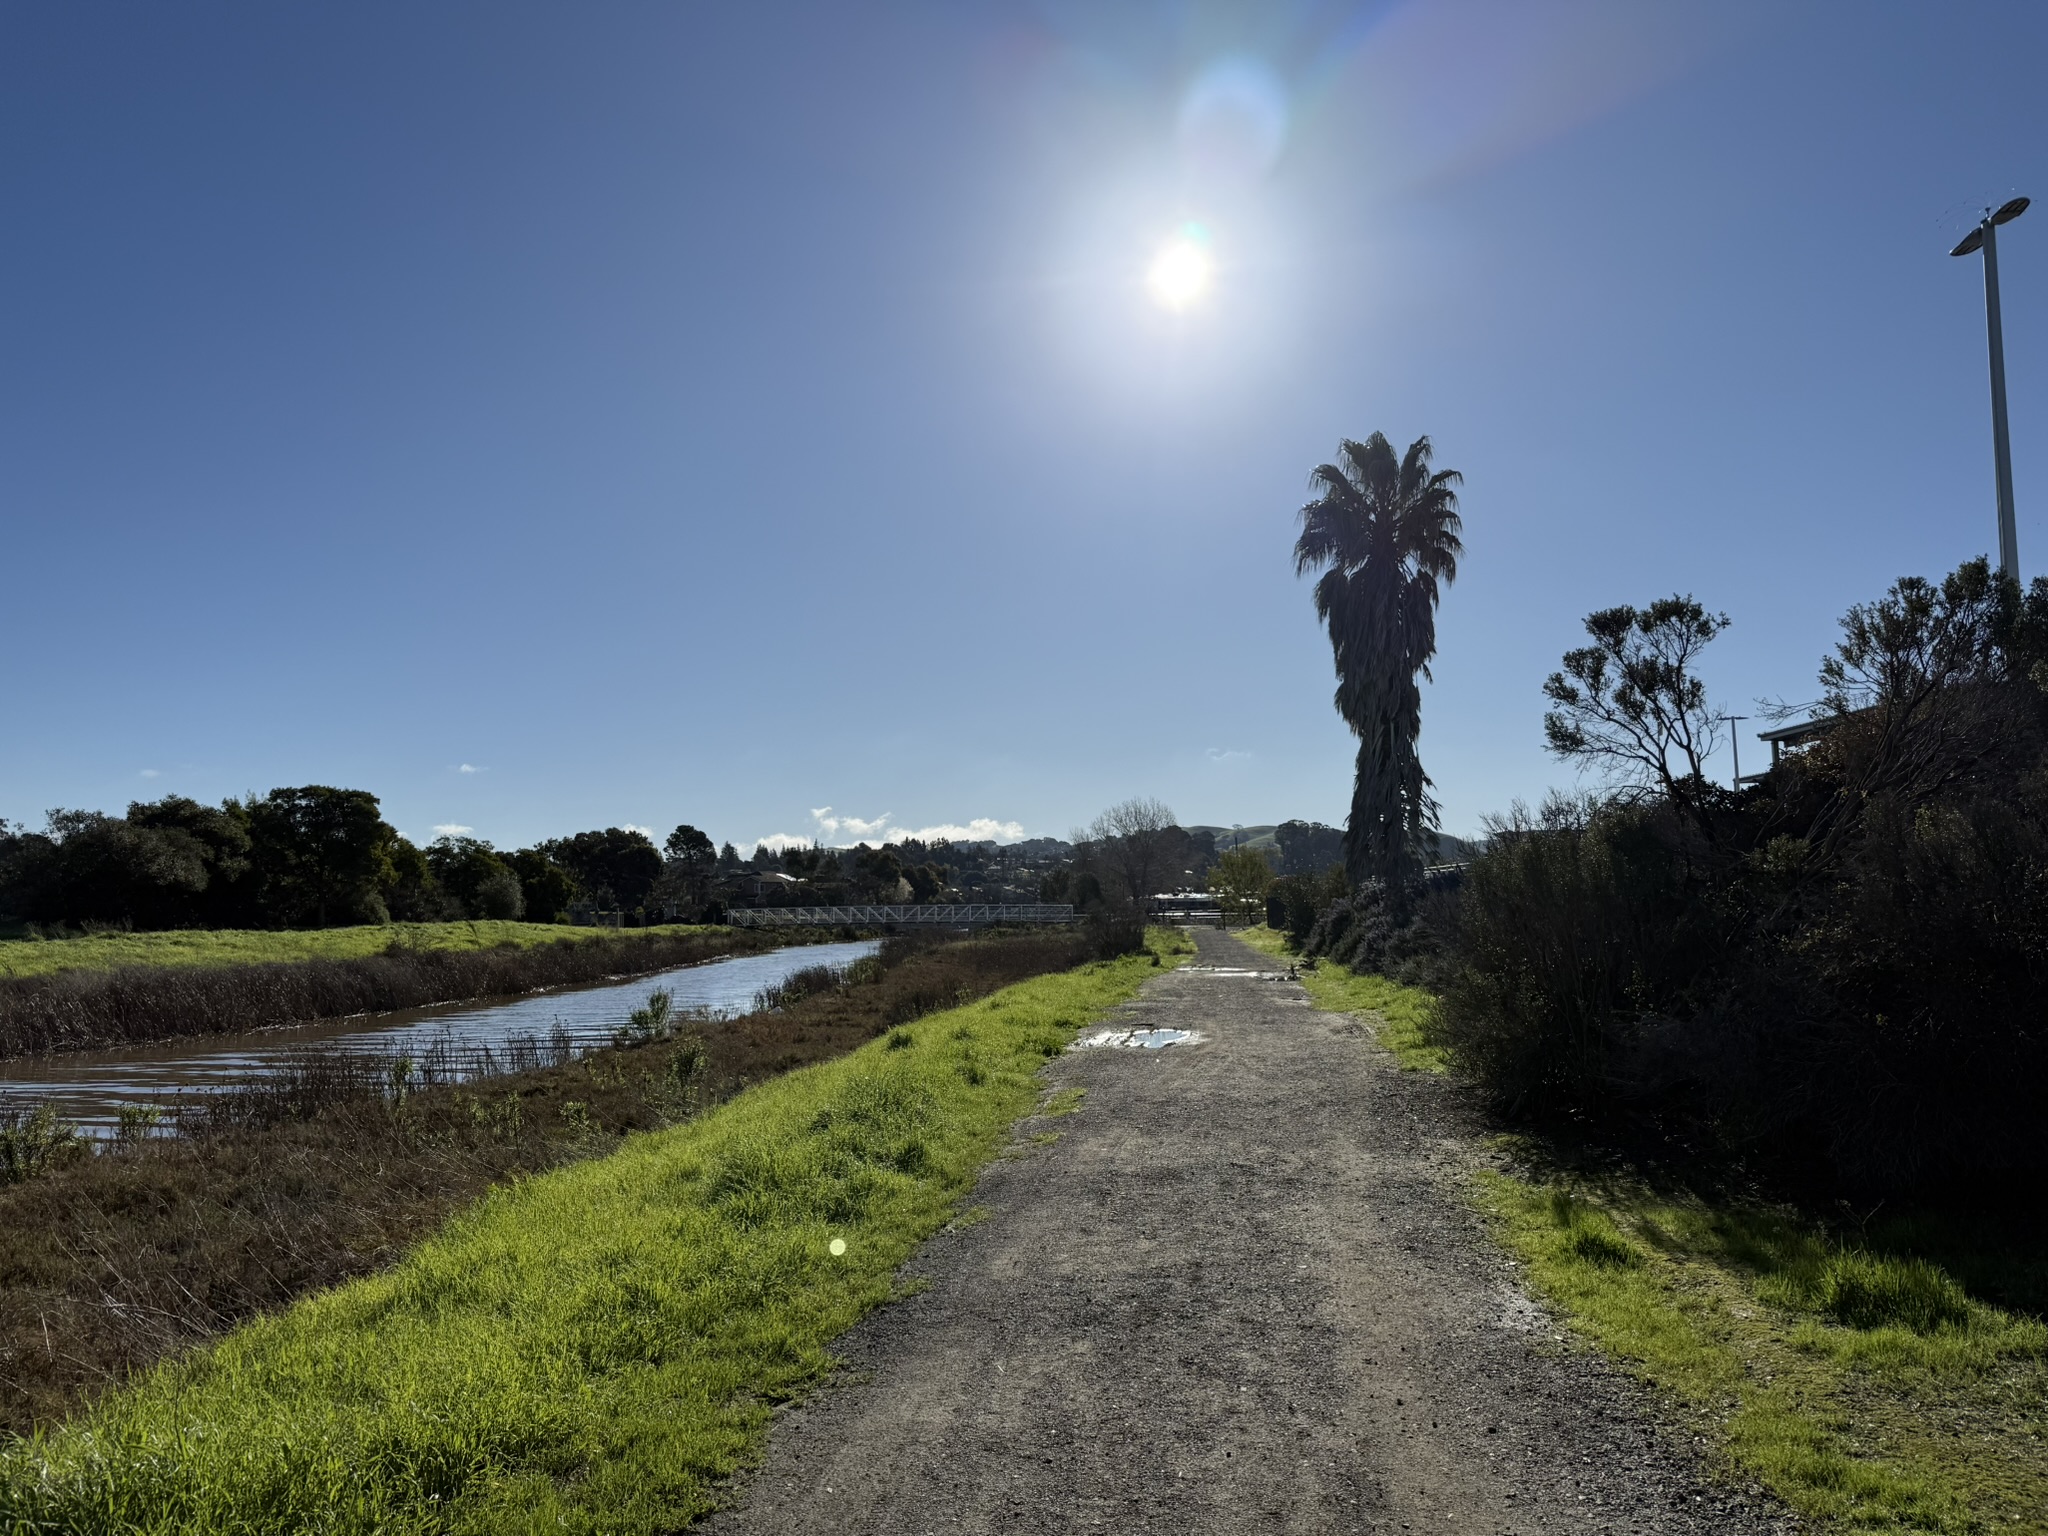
left=1147, top=233, right=1212, bottom=310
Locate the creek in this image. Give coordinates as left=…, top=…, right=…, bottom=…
left=0, top=938, right=879, bottom=1135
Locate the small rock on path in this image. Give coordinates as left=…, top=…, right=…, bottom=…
left=701, top=929, right=1795, bottom=1535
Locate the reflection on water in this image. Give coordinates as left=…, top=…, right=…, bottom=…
left=0, top=939, right=879, bottom=1135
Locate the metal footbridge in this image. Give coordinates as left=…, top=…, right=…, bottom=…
left=727, top=903, right=1075, bottom=929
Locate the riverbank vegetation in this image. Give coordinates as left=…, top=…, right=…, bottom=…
left=0, top=930, right=1183, bottom=1530
left=0, top=927, right=781, bottom=1058
left=0, top=928, right=1128, bottom=1440
left=0, top=919, right=709, bottom=981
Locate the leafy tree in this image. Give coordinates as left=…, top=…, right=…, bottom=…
left=661, top=824, right=718, bottom=918
left=1542, top=597, right=1729, bottom=832
left=0, top=811, right=209, bottom=929
left=126, top=797, right=254, bottom=924
left=903, top=862, right=946, bottom=902
left=1294, top=432, right=1463, bottom=893
left=1272, top=820, right=1343, bottom=877
left=664, top=824, right=715, bottom=867
left=539, top=828, right=662, bottom=913
left=508, top=847, right=577, bottom=923
left=384, top=836, right=457, bottom=922
left=426, top=836, right=525, bottom=920
left=244, top=786, right=398, bottom=927
left=1207, top=845, right=1275, bottom=923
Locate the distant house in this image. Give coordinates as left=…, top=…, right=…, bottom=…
left=1745, top=714, right=1847, bottom=783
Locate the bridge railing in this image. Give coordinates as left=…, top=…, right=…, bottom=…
left=727, top=903, right=1076, bottom=928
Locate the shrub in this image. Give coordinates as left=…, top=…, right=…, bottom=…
left=0, top=1103, right=85, bottom=1185
left=1428, top=560, right=2048, bottom=1194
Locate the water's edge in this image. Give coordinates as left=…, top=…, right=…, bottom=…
left=0, top=940, right=879, bottom=1134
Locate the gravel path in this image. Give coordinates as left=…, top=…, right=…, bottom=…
left=702, top=929, right=1797, bottom=1535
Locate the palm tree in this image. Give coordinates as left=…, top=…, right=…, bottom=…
left=1293, top=433, right=1463, bottom=893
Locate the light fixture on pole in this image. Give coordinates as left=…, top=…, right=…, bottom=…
left=1951, top=195, right=2029, bottom=583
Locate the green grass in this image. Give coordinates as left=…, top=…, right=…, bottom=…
left=0, top=921, right=722, bottom=980
left=0, top=931, right=1188, bottom=1534
left=1236, top=925, right=1445, bottom=1071
left=1480, top=1168, right=2048, bottom=1533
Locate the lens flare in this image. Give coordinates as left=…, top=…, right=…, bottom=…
left=1147, top=234, right=1212, bottom=310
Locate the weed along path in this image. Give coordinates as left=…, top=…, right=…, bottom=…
left=706, top=928, right=1795, bottom=1536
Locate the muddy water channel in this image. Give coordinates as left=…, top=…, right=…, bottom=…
left=0, top=938, right=879, bottom=1136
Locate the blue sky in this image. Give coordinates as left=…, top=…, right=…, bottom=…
left=3, top=1, right=2043, bottom=852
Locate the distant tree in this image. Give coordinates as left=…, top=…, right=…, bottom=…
left=539, top=827, right=663, bottom=912
left=662, top=824, right=718, bottom=917
left=903, top=862, right=946, bottom=902
left=1207, top=845, right=1276, bottom=923
left=426, top=835, right=525, bottom=921
left=1272, top=820, right=1344, bottom=877
left=243, top=786, right=398, bottom=928
left=852, top=845, right=904, bottom=900
left=1294, top=432, right=1462, bottom=893
left=384, top=836, right=457, bottom=922
left=126, top=796, right=254, bottom=925
left=508, top=847, right=578, bottom=923
left=1542, top=596, right=1729, bottom=832
left=1087, top=797, right=1179, bottom=911
left=664, top=824, right=715, bottom=867
left=717, top=841, right=740, bottom=871
left=0, top=811, right=211, bottom=929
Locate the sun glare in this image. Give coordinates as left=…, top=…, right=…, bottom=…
left=1147, top=235, right=1211, bottom=310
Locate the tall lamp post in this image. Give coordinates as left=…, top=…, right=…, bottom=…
left=1951, top=196, right=2030, bottom=583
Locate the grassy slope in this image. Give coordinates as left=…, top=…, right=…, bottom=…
left=0, top=931, right=1194, bottom=1534
left=1481, top=1175, right=2048, bottom=1533
left=1250, top=925, right=2048, bottom=1532
left=0, top=921, right=720, bottom=980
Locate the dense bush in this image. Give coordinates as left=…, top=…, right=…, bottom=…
left=1429, top=559, right=2048, bottom=1195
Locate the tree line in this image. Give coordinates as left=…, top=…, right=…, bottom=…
left=0, top=789, right=722, bottom=932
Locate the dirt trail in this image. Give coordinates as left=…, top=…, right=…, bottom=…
left=703, top=929, right=1794, bottom=1534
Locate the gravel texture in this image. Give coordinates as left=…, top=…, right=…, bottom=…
left=701, top=928, right=1798, bottom=1534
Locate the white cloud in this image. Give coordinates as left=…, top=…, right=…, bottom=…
left=139, top=768, right=161, bottom=779
left=622, top=824, right=656, bottom=839
left=1206, top=747, right=1252, bottom=764
left=432, top=823, right=473, bottom=838
left=457, top=763, right=485, bottom=774
left=753, top=808, right=1028, bottom=852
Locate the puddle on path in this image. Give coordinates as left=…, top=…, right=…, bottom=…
left=1180, top=966, right=1290, bottom=980
left=1071, top=1027, right=1206, bottom=1050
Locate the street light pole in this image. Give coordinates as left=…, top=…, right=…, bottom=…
left=1952, top=196, right=2030, bottom=584
left=1721, top=715, right=1749, bottom=789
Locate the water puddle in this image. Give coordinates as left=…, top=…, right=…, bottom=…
left=0, top=938, right=880, bottom=1135
left=1181, top=966, right=1290, bottom=979
left=1071, top=1027, right=1205, bottom=1050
